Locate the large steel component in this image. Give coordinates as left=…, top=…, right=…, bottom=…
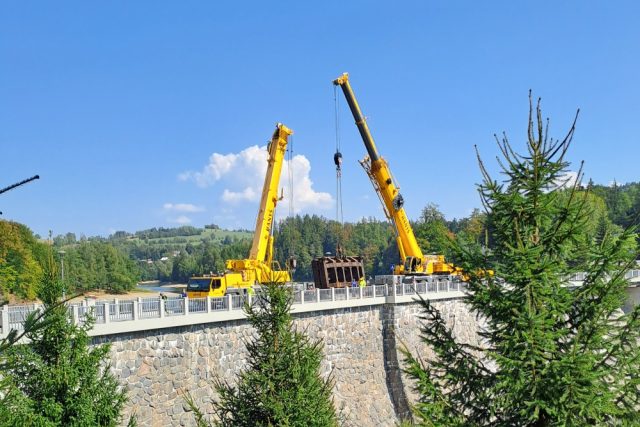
left=312, top=256, right=365, bottom=289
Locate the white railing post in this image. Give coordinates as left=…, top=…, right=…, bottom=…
left=72, top=305, right=79, bottom=325
left=300, top=290, right=305, bottom=304
left=1, top=305, right=9, bottom=338
left=346, top=287, right=350, bottom=300
left=184, top=297, right=189, bottom=316
left=227, top=295, right=233, bottom=311
left=331, top=287, right=335, bottom=301
left=132, top=300, right=139, bottom=321
left=316, top=288, right=320, bottom=303
left=159, top=298, right=165, bottom=318
left=114, top=299, right=120, bottom=320
left=248, top=293, right=252, bottom=307
left=359, top=286, right=363, bottom=299
left=206, top=296, right=212, bottom=313
left=104, top=303, right=111, bottom=324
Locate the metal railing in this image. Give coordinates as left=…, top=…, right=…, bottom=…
left=210, top=297, right=227, bottom=311
left=110, top=300, right=134, bottom=322
left=319, top=289, right=333, bottom=302
left=139, top=298, right=160, bottom=319
left=2, top=270, right=638, bottom=339
left=0, top=280, right=465, bottom=338
left=231, top=295, right=248, bottom=310
left=164, top=298, right=185, bottom=316
left=303, top=289, right=317, bottom=302
left=568, top=270, right=640, bottom=282
left=8, top=305, right=37, bottom=332
left=188, top=298, right=207, bottom=314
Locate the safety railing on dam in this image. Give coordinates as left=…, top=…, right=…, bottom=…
left=4, top=269, right=639, bottom=339
left=0, top=280, right=468, bottom=339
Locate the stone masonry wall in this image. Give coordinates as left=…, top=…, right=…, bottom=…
left=101, top=299, right=481, bottom=426
left=393, top=299, right=486, bottom=407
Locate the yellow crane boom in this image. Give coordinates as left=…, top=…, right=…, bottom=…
left=333, top=73, right=456, bottom=275
left=187, top=124, right=292, bottom=298
left=226, top=123, right=292, bottom=283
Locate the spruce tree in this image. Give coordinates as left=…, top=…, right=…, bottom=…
left=189, top=283, right=338, bottom=427
left=403, top=94, right=640, bottom=426
left=0, top=254, right=128, bottom=426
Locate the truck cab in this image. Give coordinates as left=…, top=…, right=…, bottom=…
left=186, top=271, right=257, bottom=298
left=186, top=276, right=224, bottom=298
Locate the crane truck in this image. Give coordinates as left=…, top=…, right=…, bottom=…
left=186, top=123, right=293, bottom=298
left=333, top=73, right=459, bottom=276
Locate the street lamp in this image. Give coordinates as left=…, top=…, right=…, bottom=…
left=58, top=250, right=66, bottom=298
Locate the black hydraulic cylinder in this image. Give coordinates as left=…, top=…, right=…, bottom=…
left=333, top=74, right=380, bottom=162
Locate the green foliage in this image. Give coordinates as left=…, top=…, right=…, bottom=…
left=413, top=203, right=454, bottom=257
left=404, top=95, right=640, bottom=425
left=591, top=180, right=640, bottom=242
left=448, top=208, right=487, bottom=244
left=191, top=283, right=338, bottom=426
left=0, top=220, right=46, bottom=299
left=62, top=241, right=139, bottom=293
left=0, top=255, right=128, bottom=426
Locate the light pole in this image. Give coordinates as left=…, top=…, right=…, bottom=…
left=58, top=250, right=65, bottom=298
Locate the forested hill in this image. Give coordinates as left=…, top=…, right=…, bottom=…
left=1, top=181, right=639, bottom=301
left=590, top=181, right=640, bottom=229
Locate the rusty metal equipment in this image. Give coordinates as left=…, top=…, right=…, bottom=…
left=312, top=256, right=365, bottom=289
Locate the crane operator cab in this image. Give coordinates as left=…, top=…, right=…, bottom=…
left=404, top=256, right=422, bottom=273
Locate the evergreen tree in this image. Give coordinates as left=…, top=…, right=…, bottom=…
left=0, top=254, right=129, bottom=426
left=189, top=283, right=338, bottom=427
left=403, top=94, right=640, bottom=426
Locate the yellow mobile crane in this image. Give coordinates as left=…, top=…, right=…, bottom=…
left=333, top=73, right=458, bottom=276
left=186, top=123, right=293, bottom=297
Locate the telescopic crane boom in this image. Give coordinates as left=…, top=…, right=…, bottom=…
left=333, top=73, right=457, bottom=275
left=226, top=123, right=293, bottom=283
left=187, top=124, right=292, bottom=298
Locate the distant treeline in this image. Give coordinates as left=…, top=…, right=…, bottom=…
left=111, top=225, right=204, bottom=240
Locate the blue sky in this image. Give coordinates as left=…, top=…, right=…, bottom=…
left=1, top=1, right=638, bottom=237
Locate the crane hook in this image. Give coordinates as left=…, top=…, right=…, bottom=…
left=333, top=151, right=343, bottom=170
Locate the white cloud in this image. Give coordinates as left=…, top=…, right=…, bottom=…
left=162, top=203, right=205, bottom=213
left=180, top=145, right=333, bottom=214
left=222, top=187, right=258, bottom=202
left=169, top=215, right=192, bottom=225
left=553, top=171, right=580, bottom=190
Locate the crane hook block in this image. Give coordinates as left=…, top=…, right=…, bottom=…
left=334, top=151, right=343, bottom=169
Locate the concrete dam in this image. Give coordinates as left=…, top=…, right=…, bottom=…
left=89, top=283, right=482, bottom=426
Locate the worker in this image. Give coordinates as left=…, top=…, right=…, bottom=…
left=351, top=279, right=357, bottom=287
left=358, top=276, right=366, bottom=288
